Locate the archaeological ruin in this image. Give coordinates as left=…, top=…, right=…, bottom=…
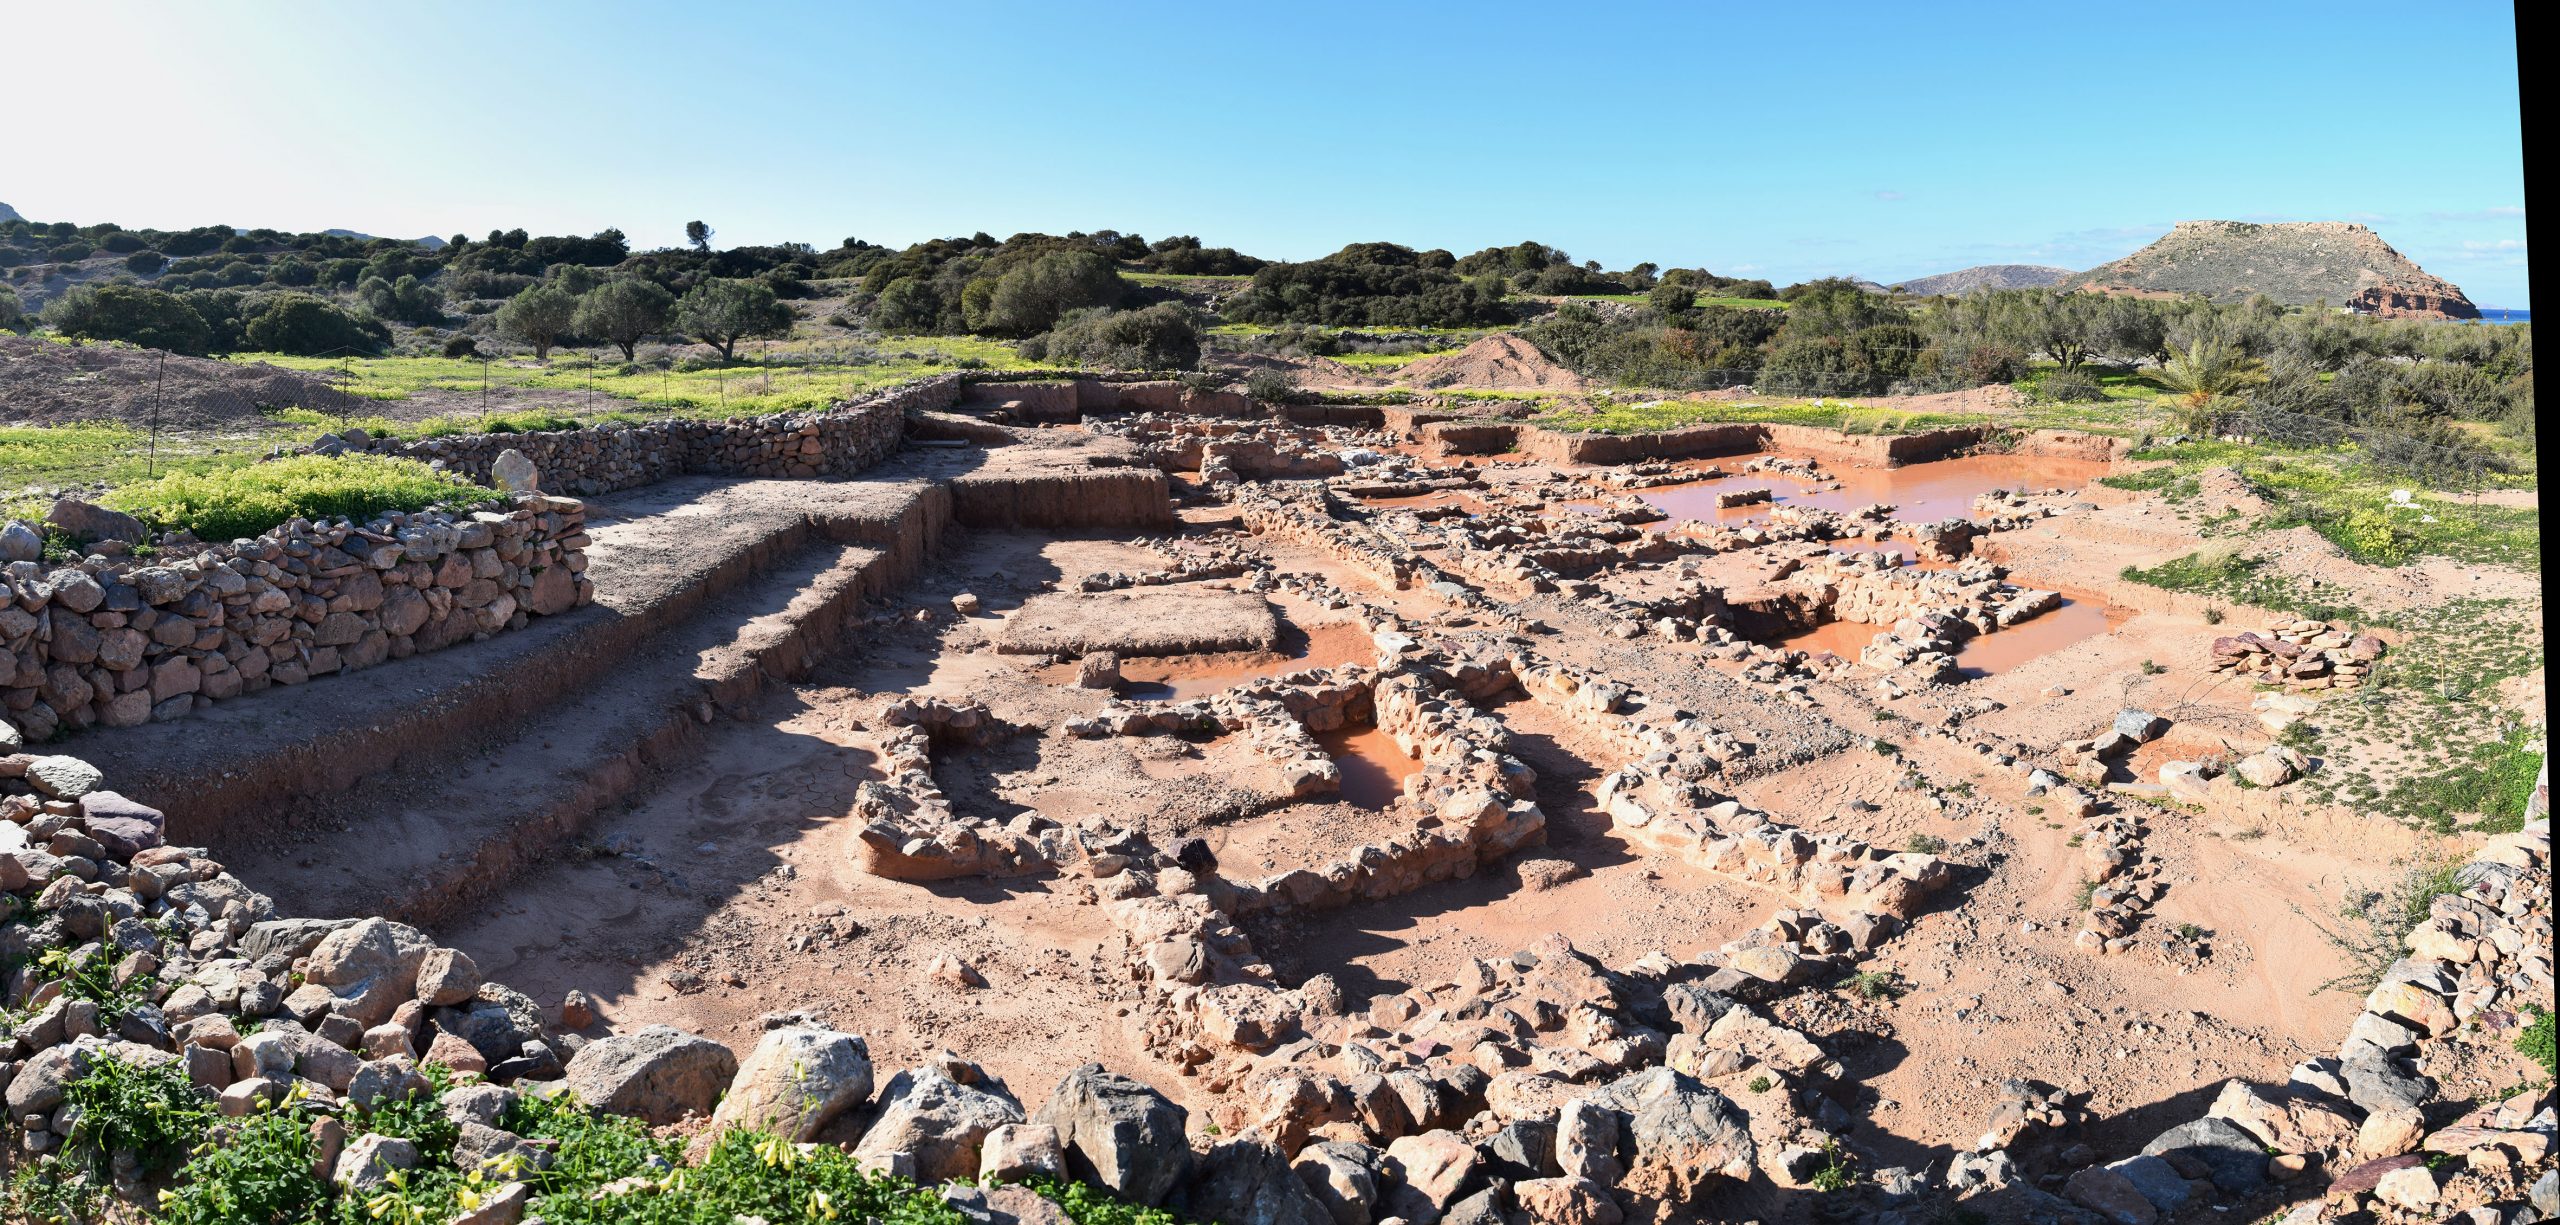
left=3, top=372, right=2549, bottom=1225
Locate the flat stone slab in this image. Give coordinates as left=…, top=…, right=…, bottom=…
left=995, top=588, right=1280, bottom=658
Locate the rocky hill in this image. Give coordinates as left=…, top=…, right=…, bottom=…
left=2068, top=220, right=2478, bottom=318
left=0, top=201, right=21, bottom=223
left=1892, top=264, right=2073, bottom=295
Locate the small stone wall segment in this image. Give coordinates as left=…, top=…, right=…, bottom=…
left=3, top=494, right=593, bottom=743
left=322, top=375, right=961, bottom=496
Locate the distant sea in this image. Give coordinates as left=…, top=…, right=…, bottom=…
left=2469, top=307, right=2530, bottom=324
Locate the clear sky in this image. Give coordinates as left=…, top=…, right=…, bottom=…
left=1, top=1, right=2530, bottom=305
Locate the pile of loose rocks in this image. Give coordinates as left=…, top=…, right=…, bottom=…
left=2210, top=618, right=2388, bottom=691
left=0, top=745, right=1754, bottom=1225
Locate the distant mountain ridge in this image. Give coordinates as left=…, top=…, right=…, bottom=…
left=323, top=227, right=447, bottom=250
left=0, top=201, right=22, bottom=223
left=2066, top=220, right=2476, bottom=319
left=1891, top=264, right=2072, bottom=295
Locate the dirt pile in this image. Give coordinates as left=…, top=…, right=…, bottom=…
left=1394, top=333, right=1585, bottom=391
left=0, top=336, right=367, bottom=426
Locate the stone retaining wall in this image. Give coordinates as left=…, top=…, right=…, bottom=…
left=323, top=376, right=960, bottom=495
left=3, top=495, right=592, bottom=744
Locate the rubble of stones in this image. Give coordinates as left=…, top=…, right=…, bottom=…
left=2210, top=617, right=2389, bottom=692
left=1, top=492, right=591, bottom=742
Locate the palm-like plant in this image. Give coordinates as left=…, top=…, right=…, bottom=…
left=2147, top=333, right=2268, bottom=432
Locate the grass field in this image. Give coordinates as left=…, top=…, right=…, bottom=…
left=2, top=341, right=1051, bottom=505
left=2106, top=439, right=2540, bottom=571
left=1328, top=349, right=1464, bottom=371
left=242, top=338, right=1046, bottom=418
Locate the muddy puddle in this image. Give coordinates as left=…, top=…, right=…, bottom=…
left=1775, top=588, right=2129, bottom=675
left=1950, top=594, right=2128, bottom=679
left=1567, top=452, right=2109, bottom=527
left=1319, top=724, right=1423, bottom=809
left=1778, top=619, right=1885, bottom=659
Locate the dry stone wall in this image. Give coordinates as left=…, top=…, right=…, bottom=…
left=320, top=375, right=958, bottom=495
left=3, top=495, right=592, bottom=744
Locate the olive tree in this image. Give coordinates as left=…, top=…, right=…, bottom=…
left=574, top=278, right=674, bottom=360
left=496, top=282, right=579, bottom=359
left=674, top=277, right=793, bottom=361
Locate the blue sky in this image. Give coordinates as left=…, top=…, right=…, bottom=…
left=3, top=1, right=2529, bottom=304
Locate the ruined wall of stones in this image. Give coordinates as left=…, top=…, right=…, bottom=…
left=326, top=376, right=959, bottom=495
left=3, top=495, right=592, bottom=743
left=2060, top=823, right=2551, bottom=1222
left=957, top=376, right=1260, bottom=421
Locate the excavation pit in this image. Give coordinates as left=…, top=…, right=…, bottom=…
left=54, top=401, right=2521, bottom=1220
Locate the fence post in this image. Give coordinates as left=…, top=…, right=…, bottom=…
left=148, top=350, right=164, bottom=479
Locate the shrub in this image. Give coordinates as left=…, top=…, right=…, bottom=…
left=1244, top=368, right=1299, bottom=404
left=63, top=1056, right=215, bottom=1182
left=870, top=276, right=942, bottom=333
left=41, top=282, right=213, bottom=354
left=359, top=272, right=446, bottom=326
left=153, top=1099, right=333, bottom=1225
left=2519, top=1006, right=2556, bottom=1078
left=124, top=248, right=167, bottom=275
left=241, top=292, right=391, bottom=356
left=1029, top=303, right=1202, bottom=371
left=980, top=250, right=1127, bottom=337
left=2034, top=367, right=2108, bottom=402
left=1905, top=833, right=1947, bottom=854
left=101, top=455, right=499, bottom=541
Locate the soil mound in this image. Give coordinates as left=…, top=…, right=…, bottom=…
left=0, top=336, right=366, bottom=426
left=1394, top=333, right=1585, bottom=391
left=1210, top=349, right=1382, bottom=388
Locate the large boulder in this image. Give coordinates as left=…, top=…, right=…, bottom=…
left=1290, top=1141, right=1385, bottom=1225
left=713, top=1027, right=874, bottom=1142
left=76, top=790, right=166, bottom=858
left=1177, top=1139, right=1334, bottom=1225
left=47, top=498, right=147, bottom=545
left=1033, top=1064, right=1192, bottom=1206
left=1382, top=1130, right=1480, bottom=1224
left=563, top=1025, right=738, bottom=1124
left=303, top=917, right=435, bottom=1028
left=855, top=1063, right=1025, bottom=1183
left=2140, top=1117, right=2266, bottom=1195
left=1584, top=1068, right=1754, bottom=1207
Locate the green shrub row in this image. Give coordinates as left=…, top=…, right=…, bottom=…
left=10, top=1058, right=1184, bottom=1225
left=97, top=454, right=499, bottom=543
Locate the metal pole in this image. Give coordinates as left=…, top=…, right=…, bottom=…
left=149, top=351, right=164, bottom=478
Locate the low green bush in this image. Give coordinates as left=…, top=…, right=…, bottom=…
left=100, top=454, right=499, bottom=541
left=2519, top=1005, right=2556, bottom=1078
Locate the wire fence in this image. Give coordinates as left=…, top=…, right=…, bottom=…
left=2206, top=403, right=2500, bottom=491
